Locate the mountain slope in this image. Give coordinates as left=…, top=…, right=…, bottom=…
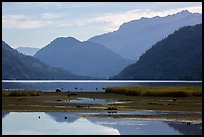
left=88, top=10, right=202, bottom=60
left=16, top=47, right=40, bottom=56
left=2, top=41, right=90, bottom=80
left=111, top=24, right=202, bottom=80
left=34, top=37, right=134, bottom=78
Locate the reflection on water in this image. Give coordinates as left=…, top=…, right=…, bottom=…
left=167, top=122, right=202, bottom=135
left=2, top=112, right=119, bottom=135
left=2, top=112, right=9, bottom=119
left=79, top=110, right=202, bottom=116
left=47, top=112, right=78, bottom=123
left=68, top=97, right=113, bottom=104
left=2, top=112, right=202, bottom=135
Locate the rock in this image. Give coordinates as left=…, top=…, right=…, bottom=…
left=56, top=89, right=62, bottom=92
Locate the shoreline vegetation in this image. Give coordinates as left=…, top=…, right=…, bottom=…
left=105, top=86, right=202, bottom=97
left=2, top=86, right=202, bottom=123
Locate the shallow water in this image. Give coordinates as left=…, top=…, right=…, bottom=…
left=79, top=110, right=202, bottom=116
left=2, top=112, right=202, bottom=135
left=44, top=97, right=130, bottom=104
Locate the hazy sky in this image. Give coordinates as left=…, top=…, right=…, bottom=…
left=2, top=2, right=202, bottom=49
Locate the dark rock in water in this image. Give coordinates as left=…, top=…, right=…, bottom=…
left=56, top=89, right=62, bottom=92
left=76, top=105, right=83, bottom=108
left=64, top=116, right=67, bottom=119
left=107, top=111, right=117, bottom=114
left=105, top=107, right=118, bottom=110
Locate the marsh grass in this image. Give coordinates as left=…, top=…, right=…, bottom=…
left=105, top=86, right=202, bottom=97
left=2, top=90, right=42, bottom=96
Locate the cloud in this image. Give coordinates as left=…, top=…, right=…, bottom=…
left=54, top=5, right=202, bottom=33
left=2, top=14, right=56, bottom=29
left=3, top=5, right=201, bottom=31
left=82, top=5, right=202, bottom=32
left=184, top=5, right=202, bottom=13
left=41, top=13, right=59, bottom=19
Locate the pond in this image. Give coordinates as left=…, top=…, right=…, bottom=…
left=2, top=112, right=202, bottom=135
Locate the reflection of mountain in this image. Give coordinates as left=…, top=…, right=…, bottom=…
left=45, top=112, right=79, bottom=123
left=88, top=118, right=202, bottom=135
left=167, top=122, right=202, bottom=135
left=2, top=112, right=10, bottom=119
left=88, top=117, right=147, bottom=135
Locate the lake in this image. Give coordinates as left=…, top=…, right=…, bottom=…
left=2, top=80, right=202, bottom=92
left=2, top=112, right=202, bottom=135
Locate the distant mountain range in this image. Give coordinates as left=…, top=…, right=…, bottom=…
left=88, top=10, right=202, bottom=60
left=111, top=24, right=202, bottom=80
left=34, top=37, right=134, bottom=78
left=2, top=41, right=90, bottom=80
left=3, top=10, right=202, bottom=80
left=16, top=47, right=40, bottom=56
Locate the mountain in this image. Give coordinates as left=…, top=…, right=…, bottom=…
left=88, top=10, right=202, bottom=60
left=16, top=47, right=40, bottom=56
left=34, top=37, right=134, bottom=78
left=111, top=24, right=202, bottom=80
left=2, top=41, right=90, bottom=80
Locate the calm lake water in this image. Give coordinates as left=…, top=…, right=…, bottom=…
left=2, top=112, right=202, bottom=135
left=2, top=80, right=202, bottom=92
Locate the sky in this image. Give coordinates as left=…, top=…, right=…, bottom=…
left=2, top=2, right=202, bottom=49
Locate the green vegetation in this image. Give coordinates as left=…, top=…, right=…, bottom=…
left=105, top=86, right=202, bottom=97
